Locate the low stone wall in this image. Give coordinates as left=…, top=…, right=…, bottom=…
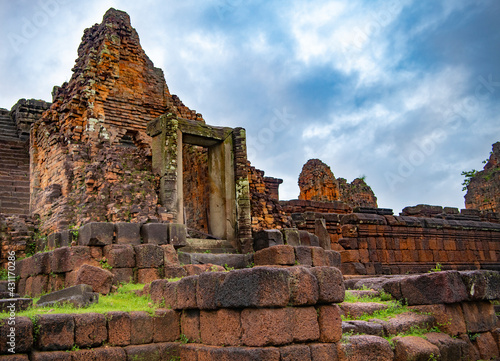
left=339, top=213, right=500, bottom=275
left=281, top=200, right=352, bottom=215
left=15, top=243, right=189, bottom=297
left=3, top=268, right=500, bottom=360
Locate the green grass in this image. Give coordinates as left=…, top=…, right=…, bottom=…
left=342, top=288, right=412, bottom=322
left=343, top=288, right=393, bottom=303
left=0, top=283, right=156, bottom=319
left=342, top=300, right=411, bottom=322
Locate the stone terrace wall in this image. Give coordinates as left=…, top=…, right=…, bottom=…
left=280, top=209, right=500, bottom=275
left=338, top=213, right=500, bottom=275
left=3, top=268, right=500, bottom=360
left=15, top=222, right=190, bottom=297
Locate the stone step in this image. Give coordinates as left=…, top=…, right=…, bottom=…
left=179, top=238, right=237, bottom=254
left=177, top=252, right=254, bottom=269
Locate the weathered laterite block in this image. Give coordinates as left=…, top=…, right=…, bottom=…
left=460, top=270, right=500, bottom=301
left=287, top=266, right=319, bottom=306
left=309, top=343, right=338, bottom=361
left=254, top=245, right=295, bottom=266
left=134, top=244, right=164, bottom=268
left=461, top=301, right=497, bottom=333
left=399, top=270, right=468, bottom=305
left=106, top=311, right=131, bottom=347
left=137, top=268, right=160, bottom=284
left=181, top=309, right=201, bottom=342
left=35, top=314, right=75, bottom=351
left=124, top=344, right=161, bottom=361
left=103, top=244, right=136, bottom=268
left=0, top=317, right=33, bottom=354
left=310, top=267, right=345, bottom=303
left=290, top=307, right=320, bottom=343
left=168, top=223, right=187, bottom=247
left=282, top=228, right=300, bottom=246
left=140, top=223, right=168, bottom=245
left=153, top=309, right=180, bottom=343
left=316, top=305, right=342, bottom=343
left=295, top=246, right=313, bottom=266
left=176, top=276, right=198, bottom=309
left=78, top=222, right=114, bottom=246
left=130, top=311, right=154, bottom=345
left=280, top=344, right=312, bottom=361
left=31, top=351, right=72, bottom=361
left=74, top=313, right=107, bottom=348
left=217, top=267, right=290, bottom=308
left=196, top=271, right=227, bottom=310
left=240, top=308, right=293, bottom=347
left=253, top=229, right=284, bottom=251
left=114, top=222, right=141, bottom=245
left=200, top=309, right=242, bottom=346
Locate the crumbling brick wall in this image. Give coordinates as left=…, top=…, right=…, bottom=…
left=298, top=159, right=377, bottom=209
left=465, top=142, right=500, bottom=213
left=248, top=163, right=291, bottom=232
left=29, top=9, right=204, bottom=234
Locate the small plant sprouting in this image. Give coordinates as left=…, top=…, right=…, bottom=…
left=179, top=334, right=190, bottom=344
left=99, top=257, right=112, bottom=270
left=223, top=264, right=235, bottom=272
left=428, top=263, right=442, bottom=273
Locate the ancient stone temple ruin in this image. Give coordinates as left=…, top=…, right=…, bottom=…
left=1, top=7, right=500, bottom=361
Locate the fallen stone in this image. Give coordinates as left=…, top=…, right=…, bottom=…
left=37, top=284, right=98, bottom=308
left=460, top=270, right=500, bottom=301
left=340, top=302, right=388, bottom=319
left=372, top=311, right=435, bottom=336
left=424, top=332, right=470, bottom=361
left=392, top=335, right=440, bottom=361
left=399, top=271, right=468, bottom=305
left=0, top=298, right=32, bottom=312
left=337, top=335, right=393, bottom=361
left=76, top=264, right=114, bottom=295
left=342, top=320, right=385, bottom=336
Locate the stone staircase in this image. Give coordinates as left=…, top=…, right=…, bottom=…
left=0, top=108, right=30, bottom=215
left=177, top=238, right=253, bottom=269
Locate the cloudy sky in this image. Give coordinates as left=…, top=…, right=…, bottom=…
left=1, top=0, right=499, bottom=213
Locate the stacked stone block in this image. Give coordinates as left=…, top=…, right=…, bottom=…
left=15, top=222, right=189, bottom=297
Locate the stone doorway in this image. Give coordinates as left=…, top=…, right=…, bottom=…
left=147, top=113, right=252, bottom=252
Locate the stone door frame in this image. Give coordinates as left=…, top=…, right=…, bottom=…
left=147, top=113, right=252, bottom=252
